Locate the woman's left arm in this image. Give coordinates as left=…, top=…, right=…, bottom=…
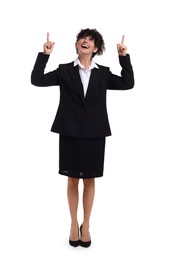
left=107, top=35, right=134, bottom=90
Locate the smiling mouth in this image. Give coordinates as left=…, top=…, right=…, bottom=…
left=81, top=44, right=89, bottom=49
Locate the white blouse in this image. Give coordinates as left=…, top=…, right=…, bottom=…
left=74, top=58, right=99, bottom=96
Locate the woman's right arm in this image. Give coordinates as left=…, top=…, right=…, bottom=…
left=31, top=33, right=60, bottom=87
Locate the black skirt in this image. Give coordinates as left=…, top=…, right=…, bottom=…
left=59, top=135, right=106, bottom=179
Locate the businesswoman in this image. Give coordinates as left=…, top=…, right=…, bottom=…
left=31, top=28, right=134, bottom=247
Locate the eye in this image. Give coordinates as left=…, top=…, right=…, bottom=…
left=89, top=36, right=94, bottom=41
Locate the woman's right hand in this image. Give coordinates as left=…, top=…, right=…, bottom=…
left=43, top=32, right=55, bottom=55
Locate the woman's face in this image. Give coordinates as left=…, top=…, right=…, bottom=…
left=75, top=36, right=98, bottom=57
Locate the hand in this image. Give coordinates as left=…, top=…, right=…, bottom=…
left=43, top=32, right=55, bottom=55
left=117, top=35, right=127, bottom=56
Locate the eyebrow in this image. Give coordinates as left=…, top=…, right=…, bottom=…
left=80, top=35, right=94, bottom=39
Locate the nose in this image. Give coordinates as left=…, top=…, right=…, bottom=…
left=84, top=36, right=91, bottom=41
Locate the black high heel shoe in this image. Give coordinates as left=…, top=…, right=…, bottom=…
left=69, top=227, right=80, bottom=247
left=80, top=225, right=91, bottom=248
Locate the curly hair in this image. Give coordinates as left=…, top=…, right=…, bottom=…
left=76, top=28, right=105, bottom=58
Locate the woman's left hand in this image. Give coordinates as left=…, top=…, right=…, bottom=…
left=117, top=35, right=127, bottom=56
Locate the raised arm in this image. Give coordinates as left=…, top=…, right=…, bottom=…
left=107, top=35, right=134, bottom=90
left=31, top=33, right=60, bottom=87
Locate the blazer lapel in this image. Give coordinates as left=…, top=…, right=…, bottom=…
left=68, top=63, right=102, bottom=106
left=68, top=63, right=85, bottom=105
left=85, top=68, right=101, bottom=104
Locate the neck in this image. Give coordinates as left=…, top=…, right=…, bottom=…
left=78, top=55, right=92, bottom=70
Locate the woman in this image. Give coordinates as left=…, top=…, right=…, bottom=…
left=31, top=28, right=134, bottom=247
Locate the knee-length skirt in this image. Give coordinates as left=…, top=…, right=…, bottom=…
left=59, top=135, right=106, bottom=179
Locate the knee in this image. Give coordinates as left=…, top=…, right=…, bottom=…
left=83, top=178, right=95, bottom=187
left=68, top=177, right=79, bottom=187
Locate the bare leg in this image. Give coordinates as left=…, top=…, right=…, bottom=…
left=67, top=177, right=80, bottom=241
left=81, top=178, right=95, bottom=241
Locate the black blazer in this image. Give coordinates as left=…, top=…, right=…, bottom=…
left=31, top=53, right=134, bottom=138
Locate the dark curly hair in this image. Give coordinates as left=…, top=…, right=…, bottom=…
left=76, top=28, right=105, bottom=58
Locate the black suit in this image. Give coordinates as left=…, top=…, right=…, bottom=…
left=31, top=53, right=134, bottom=138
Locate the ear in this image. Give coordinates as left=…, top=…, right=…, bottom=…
left=75, top=42, right=78, bottom=53
left=75, top=41, right=78, bottom=48
left=93, top=47, right=98, bottom=53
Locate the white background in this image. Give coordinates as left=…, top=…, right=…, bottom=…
left=0, top=0, right=171, bottom=259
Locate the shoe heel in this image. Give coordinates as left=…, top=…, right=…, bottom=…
left=80, top=225, right=91, bottom=248
left=69, top=227, right=80, bottom=247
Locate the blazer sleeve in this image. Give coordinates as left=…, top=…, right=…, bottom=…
left=31, top=52, right=60, bottom=87
left=107, top=54, right=134, bottom=90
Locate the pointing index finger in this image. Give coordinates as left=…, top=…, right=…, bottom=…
left=47, top=32, right=50, bottom=42
left=121, top=35, right=125, bottom=45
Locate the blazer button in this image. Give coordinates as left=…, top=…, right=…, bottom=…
left=80, top=172, right=83, bottom=177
